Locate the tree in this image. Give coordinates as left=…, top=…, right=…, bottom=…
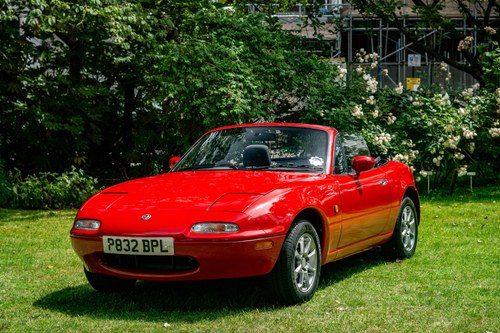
left=148, top=6, right=341, bottom=157
left=0, top=1, right=340, bottom=178
left=347, top=0, right=500, bottom=88
left=0, top=0, right=209, bottom=176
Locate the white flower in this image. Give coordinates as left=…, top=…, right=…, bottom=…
left=337, top=67, right=347, bottom=80
left=457, top=36, right=474, bottom=51
left=461, top=88, right=474, bottom=98
left=372, top=107, right=380, bottom=118
left=454, top=152, right=465, bottom=160
left=395, top=82, right=403, bottom=94
left=352, top=104, right=363, bottom=118
left=467, top=142, right=475, bottom=153
left=443, top=135, right=460, bottom=149
left=363, top=74, right=378, bottom=93
left=386, top=113, right=396, bottom=125
left=356, top=66, right=363, bottom=74
left=484, top=26, right=497, bottom=35
left=366, top=95, right=376, bottom=105
left=489, top=128, right=500, bottom=137
left=457, top=165, right=468, bottom=177
left=393, top=154, right=405, bottom=162
left=409, top=150, right=419, bottom=160
left=382, top=69, right=389, bottom=76
left=374, top=133, right=392, bottom=151
left=432, top=156, right=444, bottom=166
left=435, top=93, right=451, bottom=106
left=462, top=128, right=476, bottom=139
left=457, top=107, right=468, bottom=116
left=419, top=170, right=429, bottom=177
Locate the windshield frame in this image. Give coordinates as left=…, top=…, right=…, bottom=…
left=171, top=125, right=333, bottom=174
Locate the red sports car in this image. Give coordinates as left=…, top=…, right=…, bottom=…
left=71, top=123, right=419, bottom=304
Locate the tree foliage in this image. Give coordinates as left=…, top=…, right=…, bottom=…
left=1, top=0, right=498, bottom=192
left=1, top=0, right=187, bottom=176
left=0, top=0, right=337, bottom=178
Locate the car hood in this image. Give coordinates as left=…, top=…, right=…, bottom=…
left=81, top=170, right=321, bottom=213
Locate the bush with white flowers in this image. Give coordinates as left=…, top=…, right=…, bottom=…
left=302, top=48, right=499, bottom=189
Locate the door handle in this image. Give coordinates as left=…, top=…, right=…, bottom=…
left=380, top=179, right=387, bottom=186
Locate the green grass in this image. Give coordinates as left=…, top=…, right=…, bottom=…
left=1, top=187, right=499, bottom=332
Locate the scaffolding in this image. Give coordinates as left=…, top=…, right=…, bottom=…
left=247, top=1, right=492, bottom=88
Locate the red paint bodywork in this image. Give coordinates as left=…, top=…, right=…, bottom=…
left=71, top=123, right=419, bottom=282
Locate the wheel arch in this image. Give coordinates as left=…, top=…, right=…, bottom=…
left=404, top=186, right=420, bottom=224
left=294, top=208, right=326, bottom=261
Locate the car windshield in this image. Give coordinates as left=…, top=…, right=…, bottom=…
left=172, top=126, right=329, bottom=173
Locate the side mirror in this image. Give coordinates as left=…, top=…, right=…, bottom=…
left=169, top=156, right=181, bottom=169
left=352, top=156, right=375, bottom=174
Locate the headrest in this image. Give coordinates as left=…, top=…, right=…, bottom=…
left=243, top=144, right=271, bottom=168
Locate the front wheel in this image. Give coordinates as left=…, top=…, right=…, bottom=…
left=84, top=267, right=136, bottom=292
left=268, top=219, right=321, bottom=305
left=383, top=197, right=418, bottom=260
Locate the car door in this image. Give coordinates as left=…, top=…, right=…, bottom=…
left=332, top=134, right=393, bottom=250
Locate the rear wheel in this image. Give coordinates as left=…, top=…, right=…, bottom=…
left=268, top=219, right=321, bottom=304
left=383, top=197, right=418, bottom=260
left=84, top=267, right=136, bottom=292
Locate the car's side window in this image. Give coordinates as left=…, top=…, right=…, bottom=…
left=333, top=135, right=348, bottom=174
left=334, top=133, right=371, bottom=174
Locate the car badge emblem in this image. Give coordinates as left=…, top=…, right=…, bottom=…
left=141, top=214, right=152, bottom=221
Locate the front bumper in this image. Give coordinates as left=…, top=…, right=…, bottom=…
left=71, top=234, right=285, bottom=281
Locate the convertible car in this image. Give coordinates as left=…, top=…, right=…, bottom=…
left=71, top=123, right=419, bottom=304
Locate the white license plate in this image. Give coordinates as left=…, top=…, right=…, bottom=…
left=103, top=236, right=174, bottom=256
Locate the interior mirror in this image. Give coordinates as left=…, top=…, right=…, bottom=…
left=352, top=156, right=375, bottom=174
left=169, top=156, right=181, bottom=169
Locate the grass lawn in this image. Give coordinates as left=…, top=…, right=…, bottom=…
left=0, top=187, right=499, bottom=332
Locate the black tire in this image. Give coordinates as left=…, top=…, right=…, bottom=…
left=84, top=267, right=136, bottom=292
left=382, top=197, right=418, bottom=260
left=268, top=219, right=321, bottom=305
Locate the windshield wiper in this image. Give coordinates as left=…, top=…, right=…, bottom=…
left=214, top=161, right=239, bottom=169
left=177, top=163, right=239, bottom=171
left=243, top=165, right=271, bottom=170
left=177, top=164, right=216, bottom=171
left=271, top=163, right=323, bottom=171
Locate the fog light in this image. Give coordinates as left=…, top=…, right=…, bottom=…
left=191, top=223, right=239, bottom=234
left=74, top=219, right=101, bottom=231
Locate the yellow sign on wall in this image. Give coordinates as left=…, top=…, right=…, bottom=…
left=406, top=77, right=421, bottom=91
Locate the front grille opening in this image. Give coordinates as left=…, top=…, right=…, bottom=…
left=103, top=254, right=198, bottom=273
